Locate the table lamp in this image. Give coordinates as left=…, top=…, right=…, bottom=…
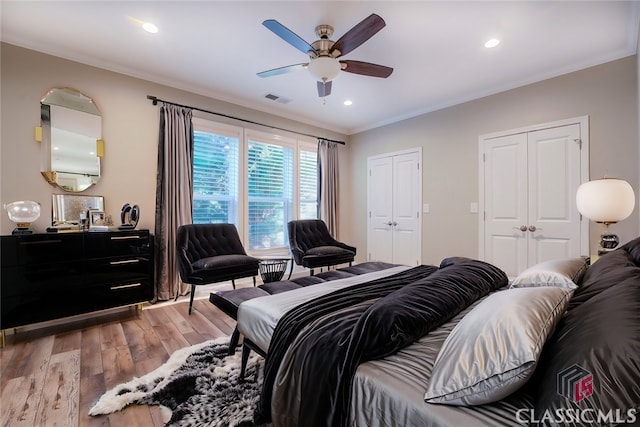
left=576, top=178, right=635, bottom=255
left=4, top=200, right=41, bottom=235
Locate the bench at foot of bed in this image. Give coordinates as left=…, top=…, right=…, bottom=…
left=209, top=262, right=399, bottom=360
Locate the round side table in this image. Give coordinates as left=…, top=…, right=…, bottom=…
left=259, top=257, right=293, bottom=283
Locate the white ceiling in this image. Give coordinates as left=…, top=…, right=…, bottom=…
left=2, top=1, right=639, bottom=135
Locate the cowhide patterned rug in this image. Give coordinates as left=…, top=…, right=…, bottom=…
left=89, top=336, right=263, bottom=427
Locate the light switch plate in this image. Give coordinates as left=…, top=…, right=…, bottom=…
left=470, top=202, right=479, bottom=213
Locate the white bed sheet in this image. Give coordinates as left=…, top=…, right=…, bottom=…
left=236, top=265, right=410, bottom=352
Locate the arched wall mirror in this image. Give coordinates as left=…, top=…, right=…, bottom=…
left=40, top=87, right=102, bottom=192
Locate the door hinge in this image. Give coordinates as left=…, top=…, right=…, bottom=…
left=483, top=153, right=486, bottom=162
left=417, top=211, right=419, bottom=218
left=574, top=139, right=582, bottom=149
left=369, top=211, right=371, bottom=218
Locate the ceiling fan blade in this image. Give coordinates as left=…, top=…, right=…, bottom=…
left=330, top=14, right=386, bottom=57
left=340, top=60, right=393, bottom=78
left=317, top=80, right=332, bottom=97
left=257, top=63, right=308, bottom=78
left=263, top=19, right=317, bottom=55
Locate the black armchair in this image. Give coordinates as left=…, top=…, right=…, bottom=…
left=176, top=223, right=259, bottom=314
left=287, top=219, right=356, bottom=275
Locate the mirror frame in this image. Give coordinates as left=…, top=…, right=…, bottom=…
left=40, top=87, right=103, bottom=192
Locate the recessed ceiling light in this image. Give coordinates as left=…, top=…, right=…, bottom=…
left=143, top=22, right=159, bottom=34
left=484, top=38, right=500, bottom=48
left=343, top=100, right=353, bottom=106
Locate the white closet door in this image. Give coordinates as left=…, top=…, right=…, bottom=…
left=367, top=149, right=421, bottom=265
left=392, top=152, right=421, bottom=266
left=368, top=156, right=394, bottom=263
left=481, top=120, right=585, bottom=277
left=527, top=124, right=582, bottom=264
left=483, top=133, right=529, bottom=277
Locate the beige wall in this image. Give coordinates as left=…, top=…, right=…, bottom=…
left=345, top=56, right=639, bottom=265
left=0, top=43, right=347, bottom=235
left=2, top=43, right=638, bottom=265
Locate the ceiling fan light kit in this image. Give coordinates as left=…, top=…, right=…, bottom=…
left=308, top=57, right=341, bottom=82
left=258, top=13, right=393, bottom=98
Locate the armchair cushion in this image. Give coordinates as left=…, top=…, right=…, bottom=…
left=302, top=251, right=356, bottom=269
left=193, top=254, right=260, bottom=271
left=306, top=246, right=355, bottom=257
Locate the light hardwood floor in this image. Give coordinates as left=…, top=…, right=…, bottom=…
left=0, top=295, right=236, bottom=427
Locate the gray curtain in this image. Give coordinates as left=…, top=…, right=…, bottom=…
left=154, top=104, right=193, bottom=301
left=317, top=139, right=339, bottom=236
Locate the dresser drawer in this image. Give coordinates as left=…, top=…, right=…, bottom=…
left=84, top=256, right=152, bottom=287
left=2, top=286, right=91, bottom=329
left=84, top=231, right=150, bottom=259
left=1, top=263, right=83, bottom=297
left=1, top=234, right=83, bottom=266
left=88, top=281, right=153, bottom=310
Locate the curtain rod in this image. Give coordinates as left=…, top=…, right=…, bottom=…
left=147, top=95, right=346, bottom=145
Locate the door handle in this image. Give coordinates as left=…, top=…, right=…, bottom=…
left=387, top=221, right=393, bottom=226
left=528, top=225, right=537, bottom=232
left=514, top=225, right=527, bottom=232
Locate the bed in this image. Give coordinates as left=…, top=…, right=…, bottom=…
left=234, top=237, right=640, bottom=427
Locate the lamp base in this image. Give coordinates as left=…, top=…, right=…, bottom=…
left=12, top=227, right=33, bottom=235
left=597, top=233, right=620, bottom=255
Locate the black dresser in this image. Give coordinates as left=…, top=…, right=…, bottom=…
left=1, top=230, right=154, bottom=339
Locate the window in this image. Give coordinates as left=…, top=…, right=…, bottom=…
left=299, top=148, right=318, bottom=219
left=192, top=119, right=318, bottom=253
left=192, top=123, right=239, bottom=225
left=247, top=137, right=293, bottom=249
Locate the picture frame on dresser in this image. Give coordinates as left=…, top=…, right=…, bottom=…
left=89, top=209, right=107, bottom=229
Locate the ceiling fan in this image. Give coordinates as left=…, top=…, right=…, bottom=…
left=257, top=14, right=393, bottom=98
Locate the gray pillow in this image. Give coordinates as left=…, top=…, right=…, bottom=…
left=509, top=258, right=588, bottom=289
left=424, top=287, right=573, bottom=406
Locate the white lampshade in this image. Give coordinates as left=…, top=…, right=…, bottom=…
left=308, top=57, right=341, bottom=82
left=576, top=178, right=635, bottom=223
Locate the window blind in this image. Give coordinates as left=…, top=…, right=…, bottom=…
left=192, top=130, right=239, bottom=224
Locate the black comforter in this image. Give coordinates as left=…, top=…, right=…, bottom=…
left=255, top=259, right=508, bottom=427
